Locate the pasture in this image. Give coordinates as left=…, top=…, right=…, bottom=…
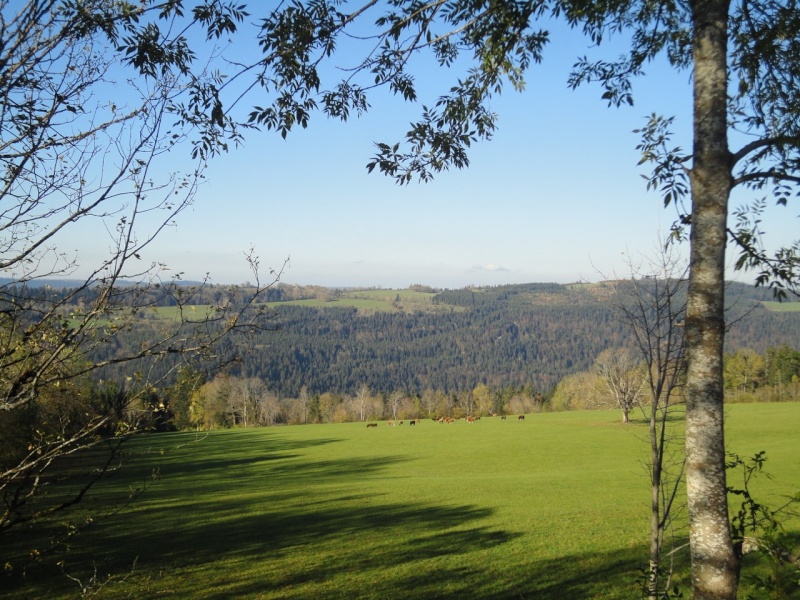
left=4, top=404, right=799, bottom=599
left=762, top=300, right=800, bottom=312
left=265, top=289, right=446, bottom=314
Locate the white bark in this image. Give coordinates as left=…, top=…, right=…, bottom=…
left=685, top=0, right=739, bottom=597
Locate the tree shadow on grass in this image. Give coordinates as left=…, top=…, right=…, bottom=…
left=1, top=429, right=690, bottom=600
left=92, top=498, right=526, bottom=599
left=0, top=432, right=345, bottom=582
left=42, top=491, right=657, bottom=600
left=117, top=431, right=345, bottom=481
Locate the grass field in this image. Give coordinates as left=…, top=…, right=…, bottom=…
left=762, top=300, right=800, bottom=312
left=265, top=289, right=444, bottom=314
left=100, top=292, right=800, bottom=319
left=4, top=404, right=799, bottom=599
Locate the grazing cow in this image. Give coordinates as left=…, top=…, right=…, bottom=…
left=518, top=415, right=525, bottom=421
left=466, top=416, right=475, bottom=423
left=388, top=421, right=395, bottom=426
left=366, top=423, right=377, bottom=428
left=501, top=415, right=507, bottom=420
left=409, top=420, right=416, bottom=426
left=399, top=420, right=403, bottom=425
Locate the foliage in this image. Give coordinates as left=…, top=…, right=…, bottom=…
left=594, top=347, right=645, bottom=424
left=726, top=451, right=800, bottom=600
left=549, top=369, right=606, bottom=412
left=725, top=345, right=800, bottom=395
left=0, top=0, right=278, bottom=544
left=725, top=349, right=767, bottom=393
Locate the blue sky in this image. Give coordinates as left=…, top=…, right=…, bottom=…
left=99, top=13, right=799, bottom=289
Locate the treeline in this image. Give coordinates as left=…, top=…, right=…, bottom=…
left=138, top=344, right=800, bottom=431
left=6, top=277, right=797, bottom=437
left=8, top=343, right=798, bottom=445
left=431, top=282, right=569, bottom=308
left=723, top=345, right=800, bottom=402
left=551, top=343, right=800, bottom=414
left=3, top=279, right=359, bottom=314
left=152, top=371, right=547, bottom=430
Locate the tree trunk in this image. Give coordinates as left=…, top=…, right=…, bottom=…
left=686, top=1, right=739, bottom=598
left=648, top=404, right=663, bottom=600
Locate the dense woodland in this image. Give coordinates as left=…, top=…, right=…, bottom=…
left=65, top=280, right=798, bottom=398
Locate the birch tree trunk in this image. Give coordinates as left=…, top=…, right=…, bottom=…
left=685, top=0, right=739, bottom=597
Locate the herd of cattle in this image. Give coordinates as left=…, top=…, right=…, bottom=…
left=367, top=414, right=525, bottom=427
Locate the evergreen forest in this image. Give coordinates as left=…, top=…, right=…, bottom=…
left=60, top=280, right=800, bottom=398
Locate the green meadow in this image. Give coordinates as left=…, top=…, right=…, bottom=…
left=264, top=289, right=442, bottom=313
left=762, top=300, right=800, bottom=312
left=4, top=404, right=799, bottom=599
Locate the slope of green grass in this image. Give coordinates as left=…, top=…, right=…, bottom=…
left=761, top=300, right=800, bottom=312
left=4, top=404, right=798, bottom=599
left=264, top=289, right=456, bottom=314
left=267, top=297, right=398, bottom=311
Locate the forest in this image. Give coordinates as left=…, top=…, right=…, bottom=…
left=39, top=278, right=800, bottom=399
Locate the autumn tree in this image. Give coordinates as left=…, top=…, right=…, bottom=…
left=504, top=390, right=543, bottom=416
left=192, top=374, right=234, bottom=429
left=226, top=377, right=276, bottom=427
left=472, top=383, right=495, bottom=416
left=455, top=388, right=476, bottom=417
left=353, top=384, right=372, bottom=422
left=298, top=385, right=312, bottom=424
left=549, top=370, right=605, bottom=412
left=385, top=390, right=405, bottom=421
left=723, top=348, right=765, bottom=393
left=420, top=387, right=448, bottom=418
left=594, top=348, right=644, bottom=424
left=317, top=392, right=341, bottom=423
